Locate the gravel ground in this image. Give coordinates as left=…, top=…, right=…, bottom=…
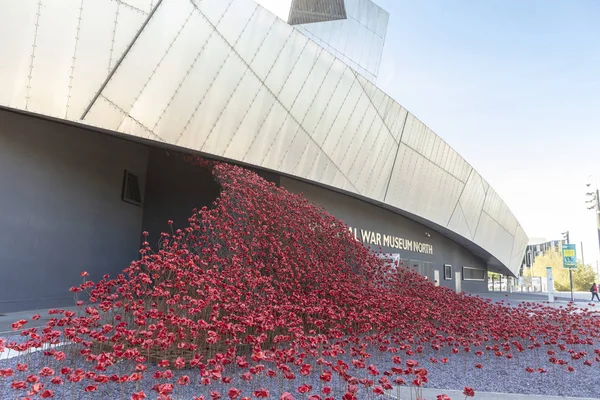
left=393, top=349, right=600, bottom=398
left=0, top=340, right=599, bottom=399
left=1, top=298, right=599, bottom=399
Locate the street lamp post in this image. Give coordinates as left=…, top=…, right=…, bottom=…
left=585, top=179, right=600, bottom=276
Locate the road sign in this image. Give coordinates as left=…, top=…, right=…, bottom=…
left=562, top=244, right=578, bottom=269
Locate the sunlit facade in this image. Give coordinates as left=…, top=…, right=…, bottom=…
left=0, top=0, right=528, bottom=311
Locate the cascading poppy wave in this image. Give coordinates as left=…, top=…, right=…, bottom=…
left=0, top=157, right=599, bottom=400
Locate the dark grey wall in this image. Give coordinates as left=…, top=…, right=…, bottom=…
left=0, top=107, right=487, bottom=314
left=141, top=150, right=221, bottom=247
left=280, top=177, right=488, bottom=293
left=141, top=150, right=281, bottom=247
left=0, top=110, right=149, bottom=312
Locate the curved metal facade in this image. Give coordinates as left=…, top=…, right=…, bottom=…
left=0, top=0, right=528, bottom=276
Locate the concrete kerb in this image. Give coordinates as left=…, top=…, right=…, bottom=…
left=386, top=387, right=599, bottom=400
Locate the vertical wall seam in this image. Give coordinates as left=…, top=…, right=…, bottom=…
left=25, top=0, right=43, bottom=111
left=108, top=2, right=121, bottom=73
left=65, top=0, right=85, bottom=119
left=383, top=111, right=409, bottom=202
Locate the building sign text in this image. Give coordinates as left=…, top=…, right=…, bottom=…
left=348, top=227, right=434, bottom=255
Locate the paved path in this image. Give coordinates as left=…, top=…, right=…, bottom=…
left=387, top=387, right=599, bottom=400
left=0, top=306, right=77, bottom=335
left=472, top=291, right=600, bottom=307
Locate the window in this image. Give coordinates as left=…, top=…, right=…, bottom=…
left=410, top=260, right=422, bottom=275
left=444, top=264, right=452, bottom=280
left=423, top=262, right=433, bottom=281
left=122, top=170, right=142, bottom=206
left=462, top=266, right=486, bottom=281
left=375, top=253, right=400, bottom=270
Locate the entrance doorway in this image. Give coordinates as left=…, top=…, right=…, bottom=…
left=455, top=271, right=462, bottom=293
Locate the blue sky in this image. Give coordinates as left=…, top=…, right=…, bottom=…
left=373, top=0, right=600, bottom=267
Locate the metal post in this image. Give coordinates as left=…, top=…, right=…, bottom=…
left=597, top=189, right=600, bottom=264
left=581, top=241, right=585, bottom=268
left=547, top=266, right=554, bottom=302
left=570, top=270, right=574, bottom=302
left=564, top=232, right=574, bottom=302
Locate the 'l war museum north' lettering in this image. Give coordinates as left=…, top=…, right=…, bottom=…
left=348, top=227, right=434, bottom=255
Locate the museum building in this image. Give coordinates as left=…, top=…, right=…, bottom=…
left=0, top=0, right=528, bottom=312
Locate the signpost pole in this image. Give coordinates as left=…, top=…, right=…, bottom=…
left=569, top=270, right=574, bottom=302
left=568, top=237, right=574, bottom=303
left=562, top=232, right=576, bottom=302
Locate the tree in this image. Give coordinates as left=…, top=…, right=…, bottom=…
left=572, top=262, right=598, bottom=292
left=532, top=249, right=597, bottom=291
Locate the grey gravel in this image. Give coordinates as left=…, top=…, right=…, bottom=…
left=0, top=340, right=599, bottom=399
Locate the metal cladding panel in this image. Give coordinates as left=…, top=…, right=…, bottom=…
left=250, top=19, right=294, bottom=82
left=323, top=84, right=369, bottom=164
left=152, top=35, right=231, bottom=144
left=201, top=71, right=264, bottom=156
left=101, top=0, right=197, bottom=116
left=0, top=0, right=527, bottom=276
left=355, top=74, right=408, bottom=143
left=263, top=29, right=310, bottom=95
left=0, top=0, right=44, bottom=110
left=510, top=225, right=529, bottom=272
left=120, top=1, right=155, bottom=14
left=195, top=0, right=234, bottom=26
left=349, top=121, right=385, bottom=187
left=365, top=140, right=398, bottom=202
left=254, top=0, right=293, bottom=22
left=20, top=1, right=80, bottom=117
left=84, top=96, right=128, bottom=132
left=481, top=177, right=491, bottom=194
left=386, top=145, right=465, bottom=228
left=243, top=101, right=291, bottom=165
left=447, top=204, right=473, bottom=241
left=292, top=0, right=387, bottom=82
left=177, top=54, right=248, bottom=151
left=119, top=115, right=162, bottom=142
left=128, top=11, right=213, bottom=132
left=278, top=44, right=323, bottom=111
left=277, top=126, right=311, bottom=175
left=232, top=6, right=277, bottom=63
left=474, top=212, right=516, bottom=266
left=311, top=64, right=355, bottom=147
left=290, top=51, right=336, bottom=125
left=0, top=0, right=147, bottom=118
left=457, top=171, right=486, bottom=236
left=340, top=108, right=381, bottom=177
left=223, top=86, right=277, bottom=160
left=482, top=188, right=519, bottom=237
left=217, top=1, right=258, bottom=46
left=66, top=1, right=143, bottom=120
left=357, top=133, right=396, bottom=197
